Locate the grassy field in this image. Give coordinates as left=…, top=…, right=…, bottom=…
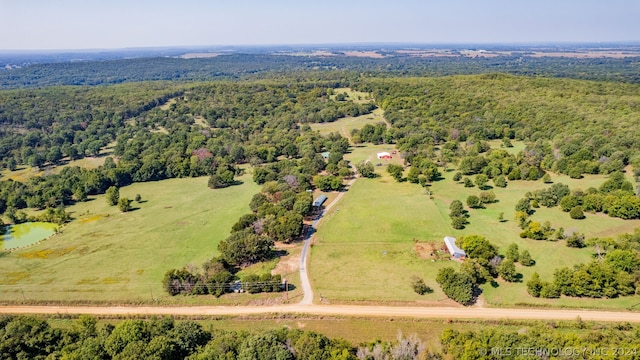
left=310, top=152, right=640, bottom=308
left=0, top=144, right=115, bottom=182
left=330, top=88, right=374, bottom=104
left=309, top=108, right=388, bottom=141
left=0, top=174, right=279, bottom=304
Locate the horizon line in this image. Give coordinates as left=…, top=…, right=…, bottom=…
left=2, top=41, right=640, bottom=53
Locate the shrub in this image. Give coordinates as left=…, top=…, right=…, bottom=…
left=479, top=191, right=496, bottom=204
left=498, top=260, right=519, bottom=282
left=411, top=276, right=433, bottom=295
left=451, top=216, right=467, bottom=229
left=570, top=206, right=585, bottom=219
left=118, top=198, right=132, bottom=212
left=519, top=250, right=535, bottom=266
left=505, top=243, right=519, bottom=261
left=466, top=195, right=482, bottom=208
left=493, top=175, right=507, bottom=188
left=105, top=186, right=119, bottom=206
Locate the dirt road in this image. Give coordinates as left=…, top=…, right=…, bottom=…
left=1, top=303, right=640, bottom=323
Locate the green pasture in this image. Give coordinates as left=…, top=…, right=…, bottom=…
left=0, top=175, right=264, bottom=304
left=310, top=161, right=640, bottom=308
left=309, top=108, right=387, bottom=140
left=330, top=88, right=374, bottom=104
left=310, top=173, right=460, bottom=303
left=344, top=143, right=401, bottom=166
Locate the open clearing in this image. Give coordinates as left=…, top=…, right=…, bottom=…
left=0, top=174, right=266, bottom=304
left=310, top=144, right=640, bottom=308
left=310, top=108, right=387, bottom=141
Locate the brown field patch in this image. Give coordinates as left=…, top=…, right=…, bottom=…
left=179, top=52, right=222, bottom=59
left=272, top=250, right=300, bottom=275
left=342, top=51, right=385, bottom=58
left=413, top=240, right=447, bottom=260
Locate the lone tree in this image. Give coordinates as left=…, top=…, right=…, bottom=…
left=474, top=174, right=489, bottom=189
left=106, top=186, right=119, bottom=206
left=506, top=243, right=519, bottom=262
left=466, top=195, right=482, bottom=209
left=570, top=206, right=585, bottom=219
left=411, top=276, right=433, bottom=295
left=497, top=259, right=519, bottom=282
left=449, top=200, right=465, bottom=217
left=355, top=161, right=375, bottom=178
left=519, top=250, right=535, bottom=266
left=118, top=198, right=132, bottom=212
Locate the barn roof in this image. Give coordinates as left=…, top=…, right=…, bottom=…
left=444, top=236, right=466, bottom=256
left=313, top=194, right=328, bottom=207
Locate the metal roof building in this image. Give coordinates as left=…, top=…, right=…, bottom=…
left=444, top=236, right=466, bottom=259
left=313, top=194, right=328, bottom=207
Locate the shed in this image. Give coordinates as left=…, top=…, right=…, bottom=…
left=313, top=194, right=328, bottom=207
left=377, top=151, right=391, bottom=159
left=321, top=151, right=330, bottom=160
left=444, top=236, right=466, bottom=259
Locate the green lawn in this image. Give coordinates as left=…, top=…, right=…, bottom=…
left=310, top=158, right=640, bottom=308
left=0, top=174, right=263, bottom=304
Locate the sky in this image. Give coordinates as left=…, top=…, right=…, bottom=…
left=0, top=0, right=639, bottom=50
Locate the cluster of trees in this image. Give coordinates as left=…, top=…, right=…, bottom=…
left=218, top=165, right=321, bottom=268
left=437, top=235, right=530, bottom=304
left=528, top=229, right=640, bottom=299
left=163, top=263, right=284, bottom=297
left=441, top=322, right=640, bottom=360
left=448, top=200, right=468, bottom=229
left=516, top=173, right=640, bottom=224
left=0, top=314, right=389, bottom=359
left=406, top=156, right=441, bottom=186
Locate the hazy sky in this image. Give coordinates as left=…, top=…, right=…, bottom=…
left=1, top=0, right=638, bottom=50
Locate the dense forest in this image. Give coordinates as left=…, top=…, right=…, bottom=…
left=357, top=75, right=640, bottom=180
left=1, top=54, right=640, bottom=89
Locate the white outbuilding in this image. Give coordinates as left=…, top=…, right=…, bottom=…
left=444, top=236, right=466, bottom=259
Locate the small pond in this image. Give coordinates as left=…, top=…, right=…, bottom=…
left=1, top=222, right=58, bottom=251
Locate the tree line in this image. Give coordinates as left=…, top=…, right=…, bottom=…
left=0, top=314, right=435, bottom=359
left=3, top=52, right=640, bottom=90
